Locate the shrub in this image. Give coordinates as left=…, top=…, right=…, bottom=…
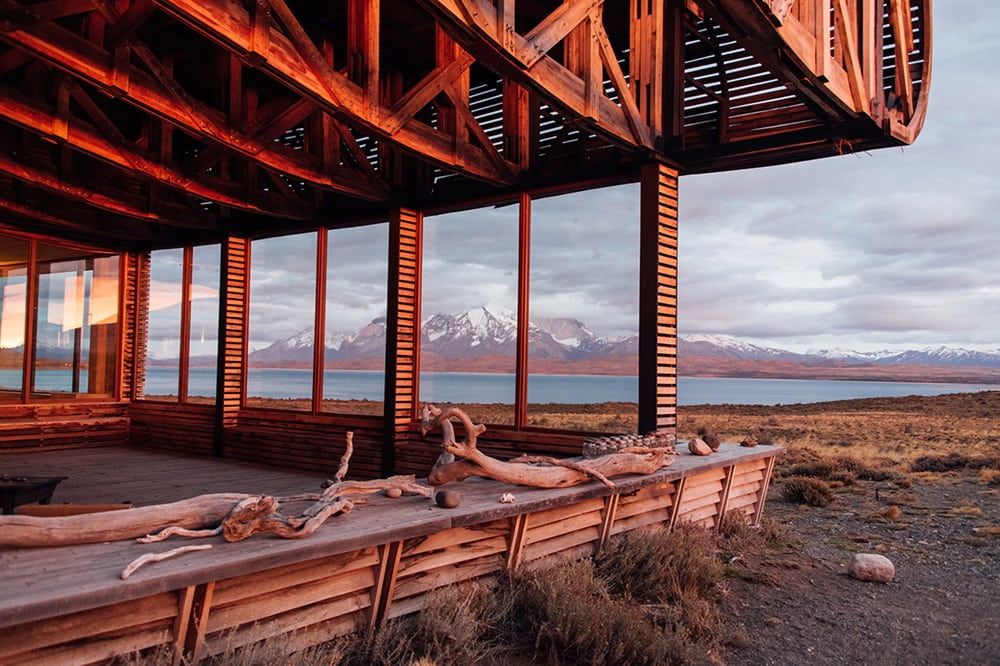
left=780, top=476, right=835, bottom=506
left=504, top=559, right=672, bottom=665
left=910, top=453, right=1000, bottom=473
left=596, top=524, right=723, bottom=606
left=978, top=468, right=1000, bottom=485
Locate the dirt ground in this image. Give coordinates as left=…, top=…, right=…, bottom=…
left=723, top=471, right=1000, bottom=665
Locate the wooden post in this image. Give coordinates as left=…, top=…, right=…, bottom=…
left=382, top=208, right=422, bottom=477
left=370, top=540, right=403, bottom=631
left=638, top=162, right=679, bottom=437
left=598, top=493, right=621, bottom=550
left=180, top=581, right=214, bottom=663
left=214, top=236, right=249, bottom=456
left=514, top=192, right=530, bottom=429
left=752, top=456, right=777, bottom=526
left=506, top=513, right=529, bottom=573
left=714, top=464, right=737, bottom=530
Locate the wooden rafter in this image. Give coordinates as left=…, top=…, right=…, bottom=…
left=0, top=15, right=390, bottom=201
left=0, top=83, right=312, bottom=219
left=0, top=149, right=208, bottom=226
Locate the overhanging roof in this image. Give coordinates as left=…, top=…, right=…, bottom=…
left=0, top=0, right=931, bottom=249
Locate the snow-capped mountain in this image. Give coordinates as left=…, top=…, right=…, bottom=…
left=685, top=335, right=1000, bottom=368
left=248, top=306, right=640, bottom=364
left=248, top=308, right=1000, bottom=369
left=807, top=345, right=1000, bottom=368
left=679, top=334, right=813, bottom=362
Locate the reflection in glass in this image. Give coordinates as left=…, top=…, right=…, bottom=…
left=0, top=237, right=28, bottom=400
left=527, top=185, right=639, bottom=433
left=246, top=233, right=316, bottom=410
left=421, top=207, right=518, bottom=425
left=323, top=224, right=388, bottom=415
left=144, top=249, right=183, bottom=400
left=188, top=245, right=220, bottom=403
left=31, top=247, right=119, bottom=398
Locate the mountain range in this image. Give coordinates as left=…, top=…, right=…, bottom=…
left=245, top=306, right=1000, bottom=383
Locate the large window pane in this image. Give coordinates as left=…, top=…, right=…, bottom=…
left=421, top=206, right=518, bottom=425
left=323, top=224, right=388, bottom=416
left=527, top=185, right=639, bottom=433
left=0, top=237, right=28, bottom=401
left=144, top=249, right=183, bottom=400
left=246, top=233, right=317, bottom=410
left=32, top=246, right=119, bottom=398
left=187, top=245, right=220, bottom=403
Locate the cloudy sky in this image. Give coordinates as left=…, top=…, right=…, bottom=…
left=679, top=1, right=999, bottom=352
left=225, top=2, right=995, bottom=356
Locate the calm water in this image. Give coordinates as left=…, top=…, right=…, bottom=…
left=4, top=368, right=995, bottom=405
left=159, top=368, right=995, bottom=405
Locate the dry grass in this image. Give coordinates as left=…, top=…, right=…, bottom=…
left=679, top=391, right=1000, bottom=470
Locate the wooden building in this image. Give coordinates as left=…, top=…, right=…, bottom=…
left=0, top=0, right=930, bottom=661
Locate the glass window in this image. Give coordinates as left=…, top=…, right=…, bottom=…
left=31, top=245, right=119, bottom=398
left=246, top=232, right=317, bottom=410
left=187, top=245, right=220, bottom=403
left=322, top=224, right=388, bottom=416
left=0, top=238, right=29, bottom=401
left=420, top=206, right=519, bottom=425
left=527, top=185, right=640, bottom=433
left=144, top=249, right=183, bottom=401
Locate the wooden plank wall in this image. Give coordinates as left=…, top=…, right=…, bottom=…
left=129, top=402, right=215, bottom=457
left=0, top=453, right=777, bottom=664
left=224, top=412, right=384, bottom=480
left=0, top=403, right=129, bottom=452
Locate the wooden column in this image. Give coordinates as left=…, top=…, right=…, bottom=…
left=638, top=162, right=679, bottom=436
left=121, top=251, right=146, bottom=402
left=382, top=208, right=422, bottom=476
left=214, top=236, right=249, bottom=456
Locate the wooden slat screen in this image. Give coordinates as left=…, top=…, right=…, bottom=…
left=638, top=162, right=679, bottom=435
left=217, top=237, right=249, bottom=436
left=121, top=252, right=146, bottom=402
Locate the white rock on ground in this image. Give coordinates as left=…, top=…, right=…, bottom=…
left=848, top=553, right=895, bottom=583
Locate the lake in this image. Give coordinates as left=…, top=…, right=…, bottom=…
left=6, top=368, right=995, bottom=405
left=137, top=368, right=995, bottom=406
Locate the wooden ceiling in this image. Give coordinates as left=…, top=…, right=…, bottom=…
left=0, top=0, right=931, bottom=250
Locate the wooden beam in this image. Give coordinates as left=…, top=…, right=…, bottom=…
left=887, top=0, right=914, bottom=118
left=832, top=0, right=866, bottom=113
left=0, top=150, right=209, bottom=226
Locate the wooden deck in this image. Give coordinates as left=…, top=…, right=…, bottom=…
left=0, top=443, right=781, bottom=664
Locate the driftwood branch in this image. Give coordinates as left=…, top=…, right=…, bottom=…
left=0, top=431, right=433, bottom=553
left=121, top=545, right=213, bottom=580
left=420, top=405, right=675, bottom=488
